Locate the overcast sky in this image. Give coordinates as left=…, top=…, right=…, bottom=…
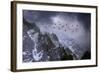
left=23, top=10, right=91, bottom=51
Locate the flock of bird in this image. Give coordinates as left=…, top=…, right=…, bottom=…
left=51, top=22, right=79, bottom=33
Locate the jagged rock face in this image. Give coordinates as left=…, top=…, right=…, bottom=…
left=23, top=23, right=73, bottom=62
left=36, top=33, right=73, bottom=61
left=23, top=18, right=88, bottom=62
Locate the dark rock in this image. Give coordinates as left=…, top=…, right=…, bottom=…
left=81, top=51, right=91, bottom=59
left=36, top=33, right=74, bottom=61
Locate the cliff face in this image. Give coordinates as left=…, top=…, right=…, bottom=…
left=23, top=18, right=89, bottom=62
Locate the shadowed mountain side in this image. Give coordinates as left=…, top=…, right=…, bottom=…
left=23, top=17, right=40, bottom=32
left=81, top=51, right=91, bottom=59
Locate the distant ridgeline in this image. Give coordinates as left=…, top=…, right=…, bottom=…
left=22, top=18, right=90, bottom=62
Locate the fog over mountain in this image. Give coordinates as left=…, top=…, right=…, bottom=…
left=23, top=10, right=91, bottom=62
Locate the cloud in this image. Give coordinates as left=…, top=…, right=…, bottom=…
left=23, top=10, right=91, bottom=51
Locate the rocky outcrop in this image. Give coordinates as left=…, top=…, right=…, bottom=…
left=23, top=18, right=89, bottom=62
